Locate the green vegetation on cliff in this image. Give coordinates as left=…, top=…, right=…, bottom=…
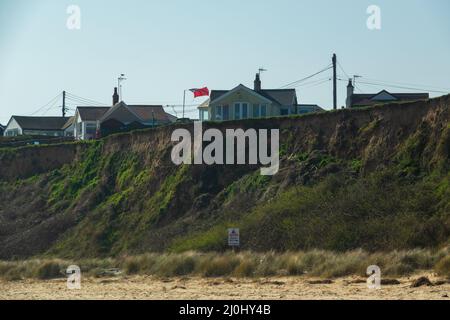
left=0, top=96, right=449, bottom=260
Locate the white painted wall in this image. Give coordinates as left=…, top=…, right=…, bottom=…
left=3, top=118, right=23, bottom=136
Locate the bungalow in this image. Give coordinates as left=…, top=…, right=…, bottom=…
left=346, top=79, right=429, bottom=108
left=198, top=73, right=323, bottom=121
left=73, top=88, right=177, bottom=140
left=3, top=116, right=71, bottom=137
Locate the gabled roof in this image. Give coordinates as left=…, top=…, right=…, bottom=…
left=259, top=89, right=297, bottom=106
left=297, top=104, right=324, bottom=111
left=100, top=102, right=176, bottom=123
left=209, top=85, right=297, bottom=106
left=351, top=90, right=429, bottom=106
left=101, top=101, right=140, bottom=123
left=128, top=105, right=175, bottom=122
left=77, top=106, right=110, bottom=121
left=8, top=116, right=70, bottom=131
left=210, top=84, right=275, bottom=105
left=62, top=116, right=75, bottom=130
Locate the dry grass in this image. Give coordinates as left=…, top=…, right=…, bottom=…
left=1, top=248, right=449, bottom=281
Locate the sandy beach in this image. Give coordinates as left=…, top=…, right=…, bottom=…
left=1, top=274, right=449, bottom=300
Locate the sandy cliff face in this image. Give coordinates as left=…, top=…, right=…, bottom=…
left=0, top=95, right=448, bottom=259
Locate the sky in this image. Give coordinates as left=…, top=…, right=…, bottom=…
left=0, top=0, right=449, bottom=124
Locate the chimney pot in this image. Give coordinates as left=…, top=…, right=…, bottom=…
left=254, top=73, right=262, bottom=91
left=113, top=87, right=119, bottom=105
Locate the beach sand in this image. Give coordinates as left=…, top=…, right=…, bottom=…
left=1, top=273, right=449, bottom=300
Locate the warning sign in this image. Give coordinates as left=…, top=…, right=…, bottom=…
left=228, top=228, right=240, bottom=247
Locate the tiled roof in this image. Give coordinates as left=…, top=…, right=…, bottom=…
left=11, top=116, right=70, bottom=131
left=128, top=105, right=175, bottom=122
left=351, top=91, right=429, bottom=106
left=100, top=102, right=176, bottom=124
left=77, top=107, right=110, bottom=121
left=210, top=88, right=297, bottom=106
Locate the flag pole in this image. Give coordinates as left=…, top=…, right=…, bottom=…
left=183, top=89, right=186, bottom=119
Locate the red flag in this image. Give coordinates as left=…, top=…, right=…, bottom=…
left=190, top=87, right=209, bottom=98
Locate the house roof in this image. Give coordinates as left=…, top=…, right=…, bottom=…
left=62, top=116, right=75, bottom=130
left=100, top=102, right=176, bottom=124
left=259, top=89, right=297, bottom=105
left=210, top=86, right=297, bottom=106
left=197, top=99, right=210, bottom=109
left=77, top=107, right=110, bottom=121
left=128, top=105, right=175, bottom=122
left=297, top=104, right=324, bottom=111
left=351, top=91, right=429, bottom=106
left=9, top=116, right=70, bottom=131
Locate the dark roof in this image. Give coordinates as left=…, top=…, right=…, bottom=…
left=210, top=90, right=228, bottom=102
left=210, top=87, right=297, bottom=106
left=128, top=105, right=175, bottom=122
left=100, top=102, right=176, bottom=124
left=297, top=104, right=324, bottom=111
left=11, top=116, right=70, bottom=131
left=77, top=107, right=110, bottom=121
left=351, top=91, right=429, bottom=107
left=259, top=89, right=297, bottom=105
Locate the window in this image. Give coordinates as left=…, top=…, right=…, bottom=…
left=6, top=129, right=19, bottom=136
left=252, top=104, right=268, bottom=118
left=199, top=109, right=209, bottom=121
left=234, top=102, right=249, bottom=120
left=215, top=106, right=223, bottom=120
left=280, top=108, right=289, bottom=116
left=253, top=104, right=259, bottom=118
left=223, top=105, right=229, bottom=120
left=234, top=103, right=241, bottom=120
left=261, top=104, right=267, bottom=117
left=86, top=123, right=97, bottom=135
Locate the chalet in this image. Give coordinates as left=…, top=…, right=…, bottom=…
left=3, top=116, right=71, bottom=137
left=346, top=79, right=429, bottom=108
left=73, top=88, right=177, bottom=140
left=198, top=74, right=323, bottom=121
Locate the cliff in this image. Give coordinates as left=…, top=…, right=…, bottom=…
left=0, top=95, right=449, bottom=259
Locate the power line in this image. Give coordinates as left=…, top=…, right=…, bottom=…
left=65, top=92, right=108, bottom=106
left=359, top=77, right=450, bottom=92
left=30, top=92, right=62, bottom=115
left=304, top=78, right=332, bottom=89
left=340, top=79, right=449, bottom=94
left=279, top=64, right=333, bottom=89
left=290, top=77, right=331, bottom=88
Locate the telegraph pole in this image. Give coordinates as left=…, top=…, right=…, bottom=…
left=332, top=54, right=337, bottom=110
left=62, top=91, right=66, bottom=117
left=182, top=90, right=186, bottom=119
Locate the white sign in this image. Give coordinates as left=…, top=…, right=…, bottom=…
left=228, top=228, right=240, bottom=247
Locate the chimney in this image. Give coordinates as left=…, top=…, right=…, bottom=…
left=346, top=79, right=354, bottom=108
left=254, top=73, right=261, bottom=91
left=112, top=87, right=119, bottom=105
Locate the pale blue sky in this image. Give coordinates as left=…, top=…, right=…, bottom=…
left=1, top=0, right=449, bottom=124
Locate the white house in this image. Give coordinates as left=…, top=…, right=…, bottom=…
left=73, top=107, right=110, bottom=140
left=3, top=116, right=70, bottom=137
left=198, top=73, right=323, bottom=121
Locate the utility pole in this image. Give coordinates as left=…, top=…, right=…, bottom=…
left=182, top=90, right=186, bottom=119
left=62, top=91, right=66, bottom=117
left=332, top=54, right=337, bottom=110
left=118, top=74, right=127, bottom=101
